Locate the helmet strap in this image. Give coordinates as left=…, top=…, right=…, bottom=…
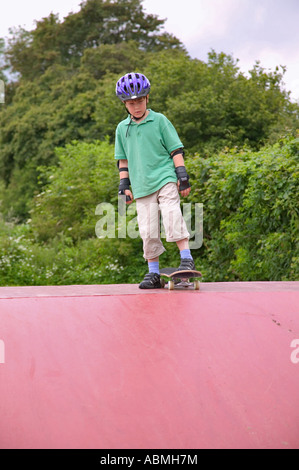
left=131, top=109, right=147, bottom=121
left=123, top=107, right=148, bottom=121
left=125, top=110, right=148, bottom=137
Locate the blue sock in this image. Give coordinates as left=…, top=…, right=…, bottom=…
left=180, top=249, right=193, bottom=260
left=148, top=261, right=160, bottom=274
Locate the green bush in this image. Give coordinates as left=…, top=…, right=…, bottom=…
left=0, top=221, right=145, bottom=286
left=0, top=136, right=298, bottom=286
left=187, top=136, right=299, bottom=281
left=30, top=139, right=118, bottom=242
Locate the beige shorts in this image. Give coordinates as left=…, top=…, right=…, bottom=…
left=136, top=182, right=190, bottom=260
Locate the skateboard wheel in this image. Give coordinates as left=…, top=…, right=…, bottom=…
left=168, top=280, right=174, bottom=290
left=194, top=280, right=200, bottom=290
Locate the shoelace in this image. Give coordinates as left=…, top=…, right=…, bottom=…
left=179, top=259, right=194, bottom=269
left=144, top=273, right=160, bottom=284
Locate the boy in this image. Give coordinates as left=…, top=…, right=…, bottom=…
left=115, top=72, right=195, bottom=289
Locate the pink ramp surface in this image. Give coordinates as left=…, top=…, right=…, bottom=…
left=0, top=282, right=299, bottom=449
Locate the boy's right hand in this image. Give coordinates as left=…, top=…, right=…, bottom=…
left=119, top=177, right=133, bottom=204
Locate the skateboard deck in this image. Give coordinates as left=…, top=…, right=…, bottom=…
left=160, top=268, right=202, bottom=290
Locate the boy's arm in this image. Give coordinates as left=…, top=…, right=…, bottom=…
left=118, top=159, right=133, bottom=203
left=171, top=150, right=191, bottom=197
left=118, top=159, right=129, bottom=178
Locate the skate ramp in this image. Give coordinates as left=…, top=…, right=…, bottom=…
left=0, top=282, right=299, bottom=449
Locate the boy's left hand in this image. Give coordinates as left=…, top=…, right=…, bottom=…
left=178, top=183, right=191, bottom=197
left=175, top=166, right=191, bottom=197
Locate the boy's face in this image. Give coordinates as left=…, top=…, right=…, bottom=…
left=124, top=96, right=149, bottom=119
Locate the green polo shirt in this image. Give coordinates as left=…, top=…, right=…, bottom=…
left=115, top=109, right=183, bottom=199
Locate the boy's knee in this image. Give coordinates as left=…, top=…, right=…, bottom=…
left=142, top=239, right=166, bottom=260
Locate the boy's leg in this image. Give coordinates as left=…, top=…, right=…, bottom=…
left=158, top=183, right=190, bottom=241
left=176, top=238, right=194, bottom=264
left=158, top=183, right=195, bottom=270
left=136, top=193, right=166, bottom=262
left=176, top=239, right=195, bottom=270
left=176, top=238, right=189, bottom=251
left=136, top=194, right=164, bottom=289
left=139, top=254, right=162, bottom=289
left=147, top=256, right=160, bottom=274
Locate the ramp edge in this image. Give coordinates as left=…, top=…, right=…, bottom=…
left=0, top=281, right=298, bottom=299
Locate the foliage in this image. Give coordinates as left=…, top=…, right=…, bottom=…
left=4, top=0, right=184, bottom=80
left=186, top=136, right=299, bottom=281
left=0, top=222, right=126, bottom=286
left=0, top=137, right=298, bottom=285
left=147, top=50, right=299, bottom=154
left=0, top=0, right=298, bottom=285
left=1, top=0, right=298, bottom=221
left=1, top=46, right=298, bottom=221
left=29, top=139, right=118, bottom=241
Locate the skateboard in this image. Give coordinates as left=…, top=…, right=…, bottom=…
left=160, top=267, right=202, bottom=290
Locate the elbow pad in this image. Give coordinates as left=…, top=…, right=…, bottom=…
left=171, top=148, right=185, bottom=158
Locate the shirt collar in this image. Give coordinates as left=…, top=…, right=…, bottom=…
left=124, top=109, right=154, bottom=125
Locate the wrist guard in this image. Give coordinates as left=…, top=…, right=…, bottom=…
left=118, top=178, right=130, bottom=194
left=118, top=178, right=132, bottom=202
left=175, top=166, right=190, bottom=191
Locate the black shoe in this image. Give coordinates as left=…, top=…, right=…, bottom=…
left=139, top=272, right=162, bottom=289
left=177, top=258, right=195, bottom=271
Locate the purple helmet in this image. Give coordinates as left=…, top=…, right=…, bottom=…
left=116, top=72, right=150, bottom=101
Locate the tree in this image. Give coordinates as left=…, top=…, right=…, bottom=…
left=4, top=0, right=184, bottom=80
left=0, top=38, right=6, bottom=82
left=147, top=50, right=299, bottom=154
left=1, top=0, right=299, bottom=222
left=1, top=48, right=299, bottom=221
left=80, top=40, right=147, bottom=79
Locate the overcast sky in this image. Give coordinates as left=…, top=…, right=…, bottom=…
left=1, top=0, right=299, bottom=101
